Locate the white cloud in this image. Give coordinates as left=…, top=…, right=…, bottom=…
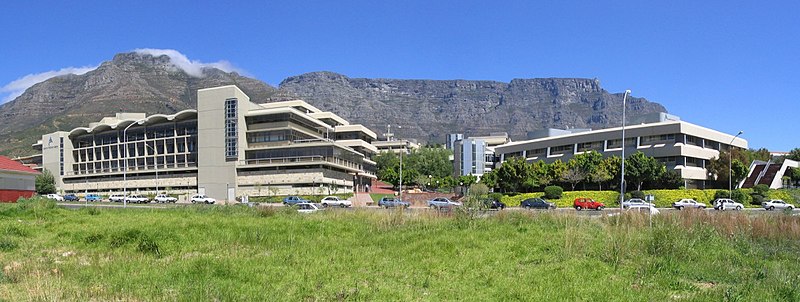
left=133, top=48, right=244, bottom=77
left=0, top=66, right=97, bottom=104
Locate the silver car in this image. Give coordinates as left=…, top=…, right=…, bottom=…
left=713, top=198, right=743, bottom=211
left=622, top=198, right=654, bottom=209
left=672, top=199, right=707, bottom=210
left=762, top=199, right=795, bottom=211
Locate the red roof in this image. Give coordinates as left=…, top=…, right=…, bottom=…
left=0, top=156, right=40, bottom=174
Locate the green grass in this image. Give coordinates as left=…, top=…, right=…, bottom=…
left=2, top=198, right=800, bottom=300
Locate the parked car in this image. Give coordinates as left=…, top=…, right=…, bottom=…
left=124, top=195, right=149, bottom=204
left=713, top=198, right=743, bottom=211
left=488, top=199, right=507, bottom=210
left=378, top=197, right=410, bottom=208
left=763, top=199, right=795, bottom=211
left=626, top=204, right=660, bottom=215
left=672, top=199, right=707, bottom=210
left=44, top=194, right=64, bottom=202
left=574, top=197, right=605, bottom=211
left=109, top=194, right=126, bottom=203
left=520, top=198, right=556, bottom=210
left=428, top=197, right=462, bottom=209
left=282, top=196, right=309, bottom=206
left=320, top=196, right=352, bottom=208
left=154, top=194, right=178, bottom=203
left=622, top=198, right=654, bottom=209
left=63, top=194, right=80, bottom=202
left=296, top=202, right=322, bottom=213
left=85, top=194, right=102, bottom=202
left=191, top=194, right=216, bottom=204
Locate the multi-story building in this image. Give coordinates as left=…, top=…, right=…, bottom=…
left=452, top=133, right=510, bottom=178
left=494, top=115, right=747, bottom=189
left=24, top=85, right=377, bottom=201
left=373, top=139, right=420, bottom=154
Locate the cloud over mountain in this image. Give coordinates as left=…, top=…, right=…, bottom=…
left=1, top=66, right=97, bottom=103
left=133, top=48, right=244, bottom=77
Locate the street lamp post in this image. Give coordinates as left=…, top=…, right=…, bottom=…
left=620, top=90, right=631, bottom=212
left=123, top=118, right=147, bottom=208
left=729, top=131, right=744, bottom=198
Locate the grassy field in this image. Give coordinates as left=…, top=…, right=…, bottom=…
left=2, top=199, right=800, bottom=301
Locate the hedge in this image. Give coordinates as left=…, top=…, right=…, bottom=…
left=497, top=189, right=797, bottom=208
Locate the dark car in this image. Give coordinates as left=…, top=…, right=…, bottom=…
left=520, top=198, right=556, bottom=209
left=482, top=199, right=506, bottom=210
left=64, top=194, right=80, bottom=202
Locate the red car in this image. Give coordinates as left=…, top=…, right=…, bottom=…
left=573, top=197, right=605, bottom=211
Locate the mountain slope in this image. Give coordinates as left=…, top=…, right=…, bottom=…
left=0, top=53, right=280, bottom=156
left=278, top=71, right=665, bottom=143
left=0, top=52, right=667, bottom=157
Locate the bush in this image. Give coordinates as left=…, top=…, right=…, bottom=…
left=715, top=190, right=732, bottom=200
left=629, top=191, right=645, bottom=199
left=543, top=186, right=563, bottom=199
left=750, top=193, right=765, bottom=205
left=753, top=184, right=770, bottom=196
left=499, top=190, right=619, bottom=208
left=487, top=192, right=504, bottom=202
left=731, top=189, right=752, bottom=204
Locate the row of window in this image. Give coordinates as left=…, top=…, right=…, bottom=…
left=74, top=137, right=197, bottom=162
left=70, top=154, right=198, bottom=175
left=73, top=121, right=197, bottom=148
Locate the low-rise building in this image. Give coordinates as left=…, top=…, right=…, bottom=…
left=494, top=116, right=747, bottom=189
left=0, top=156, right=40, bottom=202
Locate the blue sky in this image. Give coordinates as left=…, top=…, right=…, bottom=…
left=1, top=1, right=798, bottom=150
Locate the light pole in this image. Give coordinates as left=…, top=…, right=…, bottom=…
left=619, top=90, right=631, bottom=212
left=123, top=118, right=147, bottom=208
left=142, top=143, right=159, bottom=196
left=729, top=131, right=744, bottom=198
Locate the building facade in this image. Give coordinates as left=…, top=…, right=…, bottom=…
left=0, top=156, right=39, bottom=202
left=494, top=120, right=748, bottom=188
left=25, top=85, right=378, bottom=201
left=451, top=133, right=510, bottom=178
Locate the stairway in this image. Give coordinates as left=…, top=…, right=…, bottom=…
left=757, top=164, right=782, bottom=186
left=741, top=164, right=765, bottom=188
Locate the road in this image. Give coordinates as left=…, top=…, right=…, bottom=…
left=57, top=201, right=798, bottom=216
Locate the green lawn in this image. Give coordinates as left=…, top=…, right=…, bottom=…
left=2, top=198, right=800, bottom=300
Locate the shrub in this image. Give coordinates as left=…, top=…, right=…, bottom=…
left=543, top=186, right=563, bottom=199
left=629, top=191, right=645, bottom=199
left=715, top=190, right=731, bottom=200
left=487, top=192, right=504, bottom=202
left=750, top=193, right=765, bottom=205
left=753, top=184, right=770, bottom=196
left=731, top=189, right=752, bottom=204
left=500, top=190, right=619, bottom=208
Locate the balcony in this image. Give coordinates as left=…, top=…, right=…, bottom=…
left=240, top=155, right=363, bottom=172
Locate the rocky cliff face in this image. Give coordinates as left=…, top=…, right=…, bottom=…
left=278, top=71, right=665, bottom=143
left=0, top=53, right=279, bottom=156
left=0, top=52, right=667, bottom=157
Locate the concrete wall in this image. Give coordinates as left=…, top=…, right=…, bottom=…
left=197, top=86, right=250, bottom=201
left=41, top=131, right=72, bottom=191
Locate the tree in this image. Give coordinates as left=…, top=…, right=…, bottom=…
left=602, top=156, right=622, bottom=190
left=493, top=157, right=531, bottom=193
left=404, top=147, right=453, bottom=179
left=589, top=163, right=613, bottom=190
left=624, top=152, right=664, bottom=191
left=35, top=169, right=56, bottom=195
left=657, top=169, right=684, bottom=189
left=548, top=160, right=568, bottom=184
left=479, top=169, right=499, bottom=190
left=572, top=151, right=603, bottom=188
left=786, top=148, right=800, bottom=161
left=562, top=163, right=585, bottom=191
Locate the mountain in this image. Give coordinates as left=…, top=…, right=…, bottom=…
left=0, top=52, right=667, bottom=157
left=278, top=72, right=666, bottom=143
left=0, top=52, right=281, bottom=156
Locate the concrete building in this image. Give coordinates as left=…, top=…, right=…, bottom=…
left=494, top=117, right=747, bottom=189
left=23, top=85, right=378, bottom=202
left=445, top=133, right=463, bottom=150
left=451, top=133, right=510, bottom=178
left=0, top=156, right=39, bottom=202
left=373, top=139, right=419, bottom=154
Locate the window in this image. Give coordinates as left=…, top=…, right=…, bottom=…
left=641, top=134, right=676, bottom=144
left=606, top=138, right=636, bottom=149
left=577, top=141, right=602, bottom=152
left=526, top=148, right=546, bottom=157
left=550, top=144, right=573, bottom=155
left=225, top=98, right=238, bottom=160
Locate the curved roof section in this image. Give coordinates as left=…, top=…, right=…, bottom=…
left=69, top=109, right=197, bottom=137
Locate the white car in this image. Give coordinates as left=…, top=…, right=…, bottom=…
left=320, top=196, right=352, bottom=208
left=763, top=199, right=795, bottom=211
left=626, top=204, right=660, bottom=215
left=154, top=194, right=178, bottom=203
left=672, top=199, right=707, bottom=210
left=124, top=195, right=149, bottom=204
left=44, top=194, right=64, bottom=202
left=296, top=202, right=322, bottom=213
left=713, top=198, right=743, bottom=211
left=622, top=198, right=655, bottom=209
left=191, top=194, right=216, bottom=204
left=109, top=194, right=126, bottom=203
